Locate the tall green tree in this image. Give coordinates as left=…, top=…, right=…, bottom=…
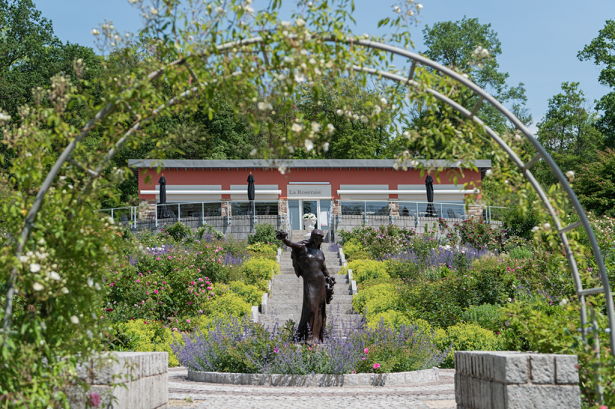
left=420, top=17, right=531, bottom=134
left=578, top=20, right=615, bottom=148
left=534, top=82, right=603, bottom=187
left=0, top=0, right=100, bottom=118
left=574, top=149, right=615, bottom=217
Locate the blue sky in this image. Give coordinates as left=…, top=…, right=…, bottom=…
left=34, top=0, right=614, bottom=130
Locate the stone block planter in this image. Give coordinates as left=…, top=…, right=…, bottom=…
left=70, top=352, right=168, bottom=409
left=455, top=351, right=581, bottom=409
left=187, top=367, right=438, bottom=387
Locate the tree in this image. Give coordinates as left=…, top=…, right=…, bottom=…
left=0, top=0, right=101, bottom=118
left=578, top=20, right=615, bottom=148
left=534, top=82, right=603, bottom=187
left=421, top=17, right=531, bottom=134
left=574, top=149, right=615, bottom=217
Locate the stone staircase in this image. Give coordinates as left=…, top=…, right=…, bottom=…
left=257, top=248, right=363, bottom=332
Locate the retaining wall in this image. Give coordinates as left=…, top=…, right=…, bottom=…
left=70, top=352, right=168, bottom=409
left=455, top=351, right=581, bottom=409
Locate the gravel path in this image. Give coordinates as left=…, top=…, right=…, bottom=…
left=167, top=367, right=456, bottom=409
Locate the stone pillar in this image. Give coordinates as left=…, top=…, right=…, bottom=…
left=467, top=204, right=483, bottom=221
left=221, top=201, right=230, bottom=217
left=455, top=351, right=580, bottom=409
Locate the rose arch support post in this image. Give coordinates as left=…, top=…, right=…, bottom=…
left=7, top=36, right=614, bottom=357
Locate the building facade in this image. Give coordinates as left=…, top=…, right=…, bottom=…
left=129, top=159, right=489, bottom=238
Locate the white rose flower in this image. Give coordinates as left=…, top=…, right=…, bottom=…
left=294, top=73, right=306, bottom=83
left=417, top=3, right=423, bottom=10
left=360, top=115, right=368, bottom=124
left=258, top=102, right=266, bottom=111
left=531, top=226, right=540, bottom=233
left=403, top=131, right=410, bottom=138
left=327, top=123, right=335, bottom=133
left=250, top=149, right=257, bottom=156
left=61, top=287, right=69, bottom=294
left=559, top=298, right=568, bottom=306
left=291, top=123, right=303, bottom=133
left=543, top=223, right=551, bottom=230
left=91, top=29, right=100, bottom=36
left=480, top=48, right=489, bottom=58
left=30, top=263, right=41, bottom=273
left=311, top=122, right=321, bottom=133
left=150, top=7, right=158, bottom=15
left=48, top=271, right=61, bottom=281
left=33, top=282, right=44, bottom=291
left=304, top=140, right=314, bottom=151
left=393, top=6, right=401, bottom=13
left=566, top=170, right=575, bottom=181
left=380, top=97, right=388, bottom=105
left=296, top=18, right=305, bottom=26
left=19, top=256, right=28, bottom=263
left=284, top=56, right=294, bottom=63
left=70, top=315, right=80, bottom=324
left=336, top=109, right=343, bottom=116
left=485, top=169, right=493, bottom=176
left=323, top=142, right=330, bottom=152
left=281, top=21, right=291, bottom=27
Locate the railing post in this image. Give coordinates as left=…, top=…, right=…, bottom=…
left=155, top=203, right=158, bottom=228
left=178, top=203, right=181, bottom=222
left=202, top=202, right=205, bottom=226
left=111, top=208, right=114, bottom=222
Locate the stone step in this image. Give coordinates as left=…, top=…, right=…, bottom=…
left=272, top=274, right=347, bottom=282
left=259, top=313, right=363, bottom=322
left=267, top=305, right=355, bottom=314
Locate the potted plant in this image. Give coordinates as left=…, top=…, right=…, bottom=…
left=303, top=213, right=317, bottom=230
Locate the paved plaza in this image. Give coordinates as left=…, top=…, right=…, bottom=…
left=167, top=367, right=456, bottom=408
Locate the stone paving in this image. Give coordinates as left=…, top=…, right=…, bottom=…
left=167, top=367, right=456, bottom=408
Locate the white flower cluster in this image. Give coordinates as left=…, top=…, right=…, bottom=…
left=19, top=240, right=69, bottom=295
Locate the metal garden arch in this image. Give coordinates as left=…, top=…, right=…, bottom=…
left=5, top=35, right=614, bottom=354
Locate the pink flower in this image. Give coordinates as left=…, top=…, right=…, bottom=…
left=186, top=319, right=191, bottom=323
left=146, top=292, right=149, bottom=295
left=163, top=281, right=166, bottom=285
left=364, top=348, right=369, bottom=354
left=173, top=328, right=178, bottom=331
left=373, top=363, right=380, bottom=369
left=136, top=279, right=141, bottom=283
left=362, top=357, right=366, bottom=360
left=168, top=256, right=172, bottom=259
left=207, top=287, right=212, bottom=290
left=199, top=310, right=203, bottom=314
left=198, top=278, right=203, bottom=282
left=157, top=257, right=161, bottom=261
left=191, top=281, right=195, bottom=285
left=88, top=392, right=101, bottom=407
left=154, top=290, right=158, bottom=294
left=109, top=283, right=114, bottom=287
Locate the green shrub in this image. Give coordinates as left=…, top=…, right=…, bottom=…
left=347, top=250, right=372, bottom=262
left=461, top=304, right=502, bottom=332
left=166, top=222, right=191, bottom=242
left=435, top=323, right=502, bottom=368
left=196, top=225, right=225, bottom=240
left=247, top=243, right=277, bottom=260
left=345, top=259, right=390, bottom=284
left=342, top=238, right=364, bottom=258
left=352, top=282, right=398, bottom=314
left=242, top=257, right=279, bottom=290
left=115, top=320, right=182, bottom=367
left=229, top=281, right=263, bottom=306
left=248, top=223, right=281, bottom=246
left=205, top=293, right=252, bottom=318
left=507, top=247, right=533, bottom=260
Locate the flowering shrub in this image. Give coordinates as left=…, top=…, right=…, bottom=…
left=341, top=238, right=364, bottom=259
left=247, top=223, right=281, bottom=246
left=172, top=315, right=447, bottom=374
left=352, top=282, right=398, bottom=315
left=339, top=225, right=416, bottom=259
left=451, top=219, right=506, bottom=251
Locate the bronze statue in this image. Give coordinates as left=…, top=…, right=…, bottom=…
left=276, top=229, right=335, bottom=342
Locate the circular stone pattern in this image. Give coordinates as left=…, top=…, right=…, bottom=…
left=187, top=367, right=439, bottom=387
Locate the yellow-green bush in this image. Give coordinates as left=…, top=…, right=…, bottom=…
left=242, top=257, right=279, bottom=290
left=246, top=243, right=278, bottom=260
left=117, top=320, right=183, bottom=367
left=368, top=310, right=411, bottom=329
left=347, top=250, right=372, bottom=262
left=344, top=259, right=390, bottom=284
left=206, top=293, right=252, bottom=317
left=352, top=282, right=398, bottom=314
left=435, top=323, right=502, bottom=368
left=229, top=281, right=263, bottom=306
left=342, top=238, right=364, bottom=258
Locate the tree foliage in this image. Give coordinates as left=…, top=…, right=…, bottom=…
left=578, top=20, right=615, bottom=148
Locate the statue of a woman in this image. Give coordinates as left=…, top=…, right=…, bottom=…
left=276, top=229, right=335, bottom=342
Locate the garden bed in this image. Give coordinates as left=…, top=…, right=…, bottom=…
left=187, top=367, right=439, bottom=387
